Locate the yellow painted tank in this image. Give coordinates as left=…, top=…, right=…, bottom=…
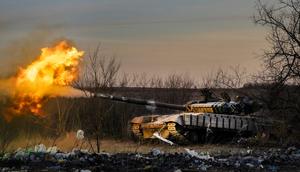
left=97, top=93, right=271, bottom=143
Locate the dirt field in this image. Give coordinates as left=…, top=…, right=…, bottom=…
left=6, top=132, right=256, bottom=154
left=2, top=132, right=299, bottom=172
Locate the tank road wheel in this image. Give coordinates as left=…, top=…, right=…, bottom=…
left=130, top=131, right=140, bottom=142
left=129, top=123, right=143, bottom=142
left=187, top=131, right=199, bottom=143
left=185, top=130, right=206, bottom=144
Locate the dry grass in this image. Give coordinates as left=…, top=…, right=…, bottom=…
left=5, top=132, right=252, bottom=155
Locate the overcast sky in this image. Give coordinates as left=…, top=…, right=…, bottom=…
left=0, top=0, right=268, bottom=79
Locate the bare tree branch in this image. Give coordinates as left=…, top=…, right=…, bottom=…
left=254, top=0, right=300, bottom=84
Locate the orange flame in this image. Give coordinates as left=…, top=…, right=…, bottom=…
left=12, top=41, right=84, bottom=115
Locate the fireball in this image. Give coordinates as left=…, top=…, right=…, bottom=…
left=12, top=41, right=84, bottom=115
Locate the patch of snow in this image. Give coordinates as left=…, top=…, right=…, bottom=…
left=151, top=148, right=163, bottom=156
left=34, top=144, right=46, bottom=153
left=47, top=146, right=58, bottom=154
left=184, top=148, right=214, bottom=160
left=76, top=130, right=85, bottom=140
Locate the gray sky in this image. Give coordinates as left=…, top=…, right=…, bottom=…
left=0, top=0, right=268, bottom=79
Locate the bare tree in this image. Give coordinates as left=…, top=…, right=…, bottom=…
left=254, top=0, right=300, bottom=84
left=201, top=66, right=248, bottom=88
left=201, top=72, right=216, bottom=89
left=149, top=75, right=164, bottom=88
left=74, top=45, right=120, bottom=153
left=181, top=74, right=196, bottom=89
left=137, top=72, right=149, bottom=88
left=250, top=0, right=300, bottom=143
left=76, top=45, right=120, bottom=93
left=164, top=73, right=195, bottom=89
left=130, top=73, right=140, bottom=87
left=164, top=74, right=182, bottom=88
left=119, top=72, right=131, bottom=87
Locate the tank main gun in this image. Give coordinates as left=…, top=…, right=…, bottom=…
left=96, top=93, right=261, bottom=115
left=96, top=93, right=186, bottom=111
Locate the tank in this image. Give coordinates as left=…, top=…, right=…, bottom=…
left=96, top=92, right=272, bottom=143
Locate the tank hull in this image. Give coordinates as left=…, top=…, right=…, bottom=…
left=131, top=113, right=271, bottom=143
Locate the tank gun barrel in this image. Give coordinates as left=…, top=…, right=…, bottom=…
left=96, top=93, right=262, bottom=114
left=96, top=93, right=186, bottom=111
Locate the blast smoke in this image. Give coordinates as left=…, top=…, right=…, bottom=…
left=0, top=26, right=60, bottom=78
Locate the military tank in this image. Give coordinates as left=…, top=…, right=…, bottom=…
left=96, top=91, right=272, bottom=143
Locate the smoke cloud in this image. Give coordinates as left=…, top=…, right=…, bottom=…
left=0, top=25, right=62, bottom=78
